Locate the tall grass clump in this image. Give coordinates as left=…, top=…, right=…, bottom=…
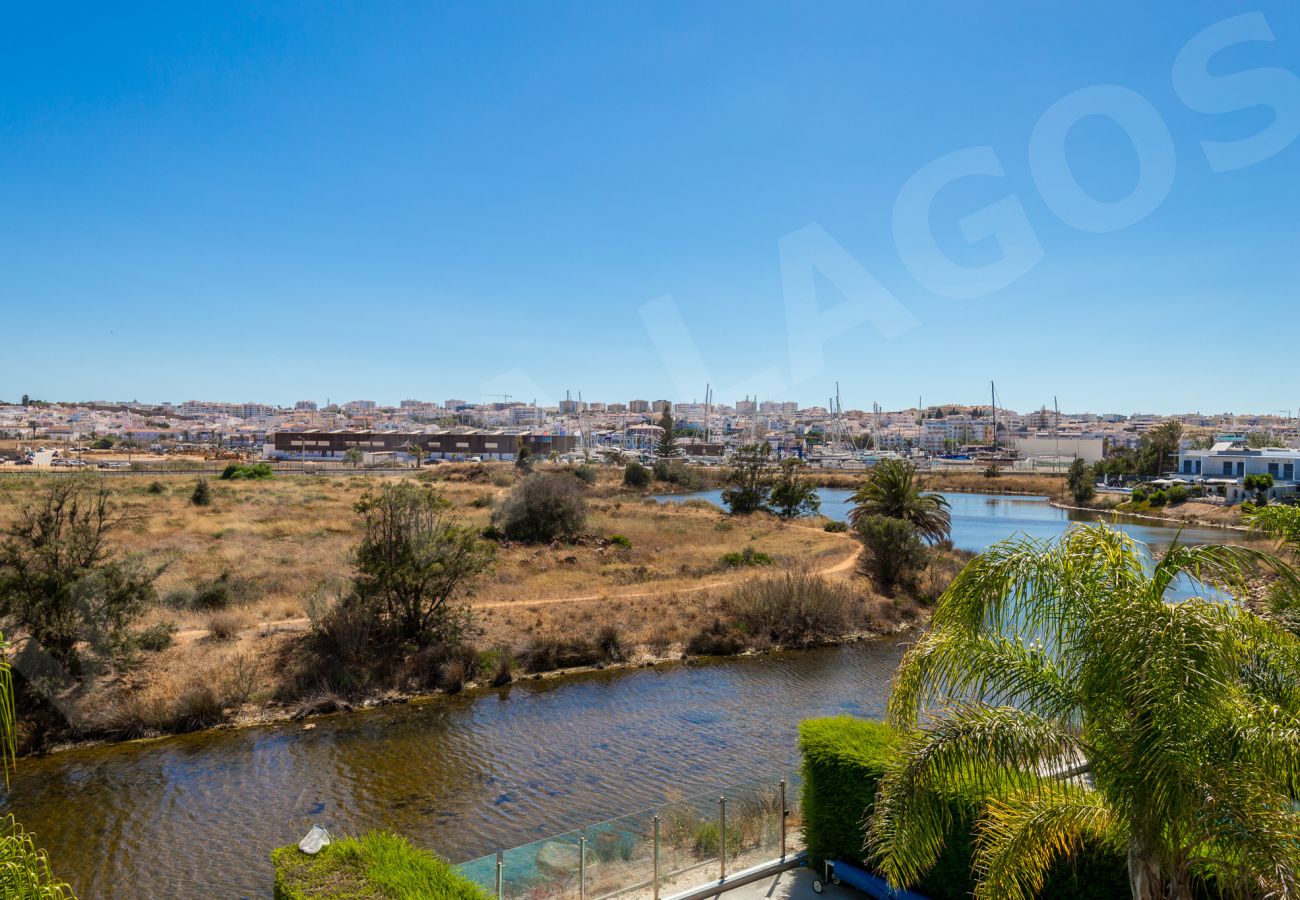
left=272, top=830, right=490, bottom=900
left=723, top=569, right=860, bottom=647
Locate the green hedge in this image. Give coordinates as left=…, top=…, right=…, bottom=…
left=798, top=717, right=1129, bottom=900
left=272, top=831, right=491, bottom=900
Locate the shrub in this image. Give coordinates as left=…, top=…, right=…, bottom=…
left=823, top=519, right=848, bottom=533
left=219, top=462, right=273, bottom=480
left=191, top=478, right=212, bottom=506
left=685, top=619, right=748, bottom=656
left=1066, top=457, right=1094, bottom=503
left=652, top=460, right=702, bottom=489
left=1148, top=488, right=1167, bottom=507
left=470, top=493, right=494, bottom=509
left=1131, top=485, right=1150, bottom=504
left=692, top=821, right=742, bottom=859
left=488, top=469, right=514, bottom=488
left=146, top=480, right=167, bottom=495
left=982, top=464, right=1000, bottom=478
left=172, top=683, right=226, bottom=731
left=607, top=534, right=632, bottom=549
left=798, top=717, right=1130, bottom=900
left=572, top=464, right=598, bottom=485
left=623, top=461, right=652, bottom=488
left=272, top=830, right=491, bottom=900
left=521, top=635, right=602, bottom=672
left=206, top=611, right=242, bottom=642
left=192, top=578, right=233, bottom=611
left=855, top=515, right=927, bottom=596
left=723, top=570, right=858, bottom=647
left=477, top=647, right=515, bottom=687
left=1167, top=484, right=1189, bottom=504
left=492, top=472, right=588, bottom=543
left=719, top=547, right=773, bottom=568
left=134, top=621, right=176, bottom=653
left=595, top=625, right=626, bottom=662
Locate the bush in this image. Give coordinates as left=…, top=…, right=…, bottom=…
left=191, top=478, right=212, bottom=506
left=595, top=625, right=626, bottom=662
left=206, top=611, right=242, bottom=642
left=685, top=619, right=748, bottom=656
left=192, top=577, right=234, bottom=611
left=653, top=460, right=702, bottom=489
left=134, top=621, right=176, bottom=653
left=219, top=462, right=274, bottom=480
left=1131, top=485, right=1150, bottom=504
left=1167, top=484, right=1189, bottom=504
left=272, top=830, right=491, bottom=900
left=823, top=519, right=848, bottom=533
left=723, top=570, right=858, bottom=647
left=572, top=464, right=598, bottom=485
left=146, top=480, right=167, bottom=495
left=1148, top=488, right=1167, bottom=507
left=606, top=534, right=632, bottom=549
left=798, top=717, right=1130, bottom=900
left=623, top=461, right=652, bottom=488
left=521, top=635, right=602, bottom=672
left=492, top=472, right=588, bottom=543
left=692, top=821, right=742, bottom=859
left=1067, top=457, right=1095, bottom=504
left=719, top=547, right=773, bottom=568
left=855, top=515, right=927, bottom=596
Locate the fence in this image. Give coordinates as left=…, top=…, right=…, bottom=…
left=455, top=775, right=801, bottom=900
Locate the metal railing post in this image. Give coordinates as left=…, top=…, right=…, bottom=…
left=579, top=834, right=587, bottom=900
left=495, top=850, right=503, bottom=900
left=780, top=779, right=788, bottom=859
left=653, top=815, right=661, bottom=900
left=719, top=795, right=727, bottom=880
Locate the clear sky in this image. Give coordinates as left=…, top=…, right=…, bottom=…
left=2, top=1, right=1297, bottom=415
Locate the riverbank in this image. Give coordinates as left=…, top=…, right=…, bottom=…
left=1048, top=496, right=1249, bottom=531
left=3, top=464, right=949, bottom=757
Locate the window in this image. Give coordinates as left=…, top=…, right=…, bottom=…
left=1223, top=461, right=1233, bottom=476
left=1286, top=463, right=1295, bottom=481
left=1237, top=461, right=1245, bottom=477
left=1183, top=460, right=1192, bottom=474
left=1269, top=462, right=1279, bottom=477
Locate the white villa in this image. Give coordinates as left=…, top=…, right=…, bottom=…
left=1177, top=434, right=1300, bottom=503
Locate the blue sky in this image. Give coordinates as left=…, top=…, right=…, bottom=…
left=2, top=1, right=1297, bottom=414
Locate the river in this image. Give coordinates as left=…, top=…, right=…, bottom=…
left=1, top=493, right=1247, bottom=898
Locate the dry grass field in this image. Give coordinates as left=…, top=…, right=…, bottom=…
left=1, top=464, right=940, bottom=750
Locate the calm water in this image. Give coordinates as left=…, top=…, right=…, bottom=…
left=1, top=493, right=1244, bottom=898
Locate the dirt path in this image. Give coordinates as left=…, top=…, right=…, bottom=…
left=174, top=537, right=863, bottom=643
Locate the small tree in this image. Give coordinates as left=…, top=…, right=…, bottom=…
left=343, top=447, right=363, bottom=468
left=655, top=410, right=678, bottom=459
left=191, top=477, right=212, bottom=506
left=493, top=472, right=587, bottom=543
left=351, top=481, right=495, bottom=646
left=855, top=514, right=927, bottom=596
left=0, top=478, right=158, bottom=674
left=1244, top=472, right=1274, bottom=504
left=721, top=444, right=773, bottom=514
left=515, top=436, right=533, bottom=471
left=1067, top=457, right=1095, bottom=504
left=769, top=458, right=821, bottom=520
left=405, top=442, right=426, bottom=469
left=623, top=461, right=652, bottom=488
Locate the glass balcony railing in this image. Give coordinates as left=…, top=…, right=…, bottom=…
left=455, top=774, right=803, bottom=900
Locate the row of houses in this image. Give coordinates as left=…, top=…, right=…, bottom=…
left=268, top=429, right=580, bottom=462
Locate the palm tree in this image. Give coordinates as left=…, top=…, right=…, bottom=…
left=847, top=459, right=950, bottom=543
left=870, top=523, right=1300, bottom=900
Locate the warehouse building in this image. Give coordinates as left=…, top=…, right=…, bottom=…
left=270, top=429, right=578, bottom=462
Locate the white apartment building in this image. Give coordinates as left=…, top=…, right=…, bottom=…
left=1177, top=435, right=1300, bottom=503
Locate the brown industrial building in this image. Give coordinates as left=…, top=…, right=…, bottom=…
left=271, top=429, right=579, bottom=461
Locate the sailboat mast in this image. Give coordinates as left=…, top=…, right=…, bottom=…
left=991, top=380, right=997, bottom=452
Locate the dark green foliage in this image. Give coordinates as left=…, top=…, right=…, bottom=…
left=191, top=577, right=233, bottom=611
left=824, top=519, right=848, bottom=533
left=721, top=443, right=773, bottom=514
left=719, top=547, right=772, bottom=568
left=351, top=481, right=495, bottom=646
left=133, top=621, right=176, bottom=653
left=520, top=635, right=602, bottom=672
left=146, top=481, right=166, bottom=495
left=685, top=618, right=748, bottom=656
left=1067, top=458, right=1095, bottom=504
left=656, top=410, right=678, bottom=459
left=0, top=478, right=158, bottom=674
left=855, top=515, right=927, bottom=596
left=1148, top=488, right=1167, bottom=507
left=1167, top=484, right=1189, bottom=504
left=492, top=472, right=588, bottom=543
left=607, top=534, right=632, bottom=549
left=191, top=478, right=212, bottom=506
left=572, top=464, right=598, bottom=485
left=798, top=717, right=1129, bottom=900
left=769, top=458, right=821, bottom=519
left=623, top=461, right=652, bottom=488
left=514, top=436, right=533, bottom=471
left=1131, top=485, right=1150, bottom=504
left=652, top=460, right=702, bottom=489
left=848, top=460, right=950, bottom=543
left=219, top=462, right=273, bottom=480
left=91, top=436, right=115, bottom=450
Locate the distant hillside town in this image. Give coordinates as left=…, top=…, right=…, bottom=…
left=4, top=394, right=1300, bottom=479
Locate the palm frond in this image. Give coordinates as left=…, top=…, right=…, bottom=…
left=971, top=784, right=1115, bottom=900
